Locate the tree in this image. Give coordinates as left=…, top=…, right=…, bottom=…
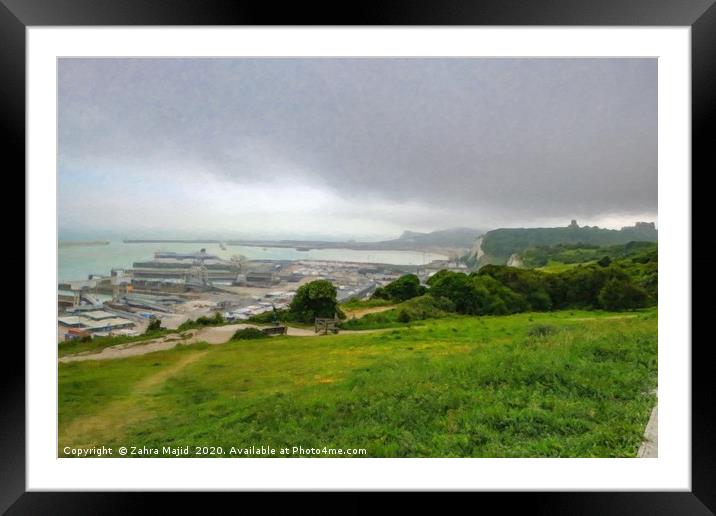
left=478, top=265, right=552, bottom=311
left=396, top=309, right=412, bottom=323
left=371, top=286, right=389, bottom=300
left=288, top=280, right=344, bottom=323
left=385, top=274, right=426, bottom=302
left=560, top=265, right=619, bottom=308
left=598, top=278, right=649, bottom=311
left=597, top=256, right=612, bottom=267
left=145, top=318, right=162, bottom=333
left=427, top=271, right=477, bottom=314
left=372, top=274, right=426, bottom=302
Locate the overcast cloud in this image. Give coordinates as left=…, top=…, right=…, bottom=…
left=58, top=58, right=657, bottom=240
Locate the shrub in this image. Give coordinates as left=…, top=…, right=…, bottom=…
left=371, top=287, right=389, bottom=300
left=477, top=265, right=552, bottom=311
left=341, top=298, right=394, bottom=310
left=231, top=327, right=268, bottom=340
left=341, top=295, right=451, bottom=329
left=145, top=318, right=162, bottom=333
left=527, top=324, right=557, bottom=337
left=428, top=270, right=527, bottom=316
left=597, top=256, right=612, bottom=267
left=399, top=295, right=454, bottom=320
left=396, top=310, right=412, bottom=323
left=178, top=311, right=225, bottom=331
left=598, top=278, right=649, bottom=311
left=380, top=274, right=426, bottom=302
left=249, top=309, right=290, bottom=324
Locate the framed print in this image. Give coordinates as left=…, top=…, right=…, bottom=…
left=8, top=0, right=714, bottom=512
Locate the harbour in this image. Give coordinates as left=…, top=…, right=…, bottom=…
left=59, top=240, right=448, bottom=283
left=57, top=241, right=462, bottom=342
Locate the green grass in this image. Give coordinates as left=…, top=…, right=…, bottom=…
left=537, top=260, right=597, bottom=273
left=58, top=308, right=657, bottom=458
left=340, top=298, right=395, bottom=310
left=342, top=295, right=451, bottom=330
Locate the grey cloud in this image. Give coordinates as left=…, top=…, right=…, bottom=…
left=59, top=57, right=656, bottom=229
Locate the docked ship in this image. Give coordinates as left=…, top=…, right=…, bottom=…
left=129, top=249, right=245, bottom=289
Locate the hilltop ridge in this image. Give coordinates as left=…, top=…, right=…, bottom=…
left=392, top=227, right=483, bottom=247
left=470, top=221, right=657, bottom=267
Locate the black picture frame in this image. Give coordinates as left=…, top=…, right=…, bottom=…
left=7, top=0, right=713, bottom=512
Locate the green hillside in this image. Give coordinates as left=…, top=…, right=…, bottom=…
left=522, top=241, right=657, bottom=269
left=390, top=227, right=483, bottom=248
left=59, top=309, right=656, bottom=458
left=478, top=221, right=657, bottom=265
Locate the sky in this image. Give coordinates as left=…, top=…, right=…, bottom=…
left=58, top=58, right=657, bottom=241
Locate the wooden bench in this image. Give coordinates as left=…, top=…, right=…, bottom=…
left=261, top=325, right=287, bottom=336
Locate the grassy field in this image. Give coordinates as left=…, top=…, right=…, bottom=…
left=58, top=308, right=657, bottom=458
left=536, top=260, right=597, bottom=273
left=340, top=298, right=395, bottom=310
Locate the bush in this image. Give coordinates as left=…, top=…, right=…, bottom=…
left=371, top=286, right=389, bottom=300
left=428, top=270, right=527, bottom=316
left=527, top=324, right=557, bottom=337
left=598, top=278, right=649, bottom=311
left=396, top=310, right=412, bottom=323
left=341, top=298, right=394, bottom=310
left=597, top=256, right=612, bottom=267
left=372, top=274, right=426, bottom=302
left=249, top=309, right=290, bottom=324
left=195, top=312, right=224, bottom=326
left=145, top=318, right=162, bottom=333
left=478, top=265, right=554, bottom=311
left=231, top=327, right=268, bottom=340
left=400, top=295, right=455, bottom=320
left=178, top=311, right=225, bottom=331
left=341, top=295, right=452, bottom=329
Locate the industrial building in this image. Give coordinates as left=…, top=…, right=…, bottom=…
left=129, top=249, right=244, bottom=285
left=59, top=312, right=137, bottom=340
left=242, top=270, right=278, bottom=287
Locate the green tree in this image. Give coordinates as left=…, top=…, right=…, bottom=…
left=372, top=274, right=426, bottom=302
left=597, top=256, right=612, bottom=267
left=478, top=265, right=552, bottom=311
left=427, top=271, right=483, bottom=314
left=396, top=309, right=412, bottom=323
left=598, top=278, right=649, bottom=311
left=145, top=318, right=162, bottom=333
left=288, top=280, right=344, bottom=323
left=384, top=274, right=426, bottom=302
left=371, top=286, right=389, bottom=300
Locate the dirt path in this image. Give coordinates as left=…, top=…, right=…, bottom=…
left=59, top=330, right=200, bottom=363
left=567, top=315, right=639, bottom=322
left=59, top=323, right=387, bottom=363
left=59, top=351, right=208, bottom=448
left=194, top=323, right=317, bottom=341
left=343, top=305, right=395, bottom=319
left=637, top=391, right=658, bottom=458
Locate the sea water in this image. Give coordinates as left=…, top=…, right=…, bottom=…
left=57, top=241, right=447, bottom=282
